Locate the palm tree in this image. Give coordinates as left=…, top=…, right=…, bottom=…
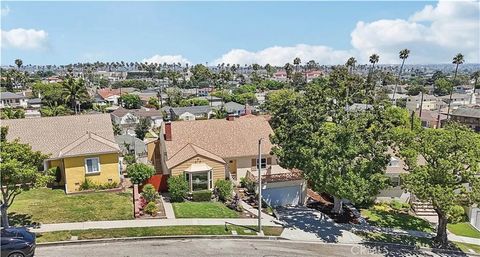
left=284, top=63, right=294, bottom=81
left=392, top=49, right=410, bottom=105
left=62, top=76, right=88, bottom=114
left=293, top=57, right=301, bottom=73
left=368, top=53, right=380, bottom=103
left=447, top=53, right=465, bottom=118
left=14, top=59, right=23, bottom=69
left=472, top=70, right=480, bottom=94
left=345, top=57, right=357, bottom=113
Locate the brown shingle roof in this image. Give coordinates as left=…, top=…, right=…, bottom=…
left=165, top=115, right=273, bottom=160
left=166, top=143, right=225, bottom=169
left=111, top=107, right=163, bottom=118
left=2, top=114, right=119, bottom=158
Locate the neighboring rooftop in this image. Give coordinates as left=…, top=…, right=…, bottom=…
left=167, top=105, right=212, bottom=116
left=222, top=101, right=245, bottom=113
left=111, top=107, right=163, bottom=118
left=166, top=143, right=225, bottom=169
left=165, top=115, right=273, bottom=160
left=115, top=134, right=147, bottom=155
left=2, top=114, right=119, bottom=158
left=0, top=92, right=26, bottom=99
left=451, top=106, right=480, bottom=118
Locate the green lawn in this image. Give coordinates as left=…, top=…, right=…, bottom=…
left=455, top=242, right=480, bottom=254
left=8, top=188, right=133, bottom=225
left=448, top=222, right=480, bottom=239
left=36, top=225, right=283, bottom=243
left=361, top=208, right=434, bottom=233
left=354, top=231, right=433, bottom=248
left=172, top=202, right=240, bottom=218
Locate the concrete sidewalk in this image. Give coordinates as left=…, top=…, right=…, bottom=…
left=30, top=218, right=282, bottom=233
left=448, top=233, right=480, bottom=245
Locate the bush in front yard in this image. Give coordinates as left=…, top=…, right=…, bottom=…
left=389, top=200, right=410, bottom=213
left=168, top=175, right=188, bottom=202
left=144, top=201, right=158, bottom=216
left=79, top=178, right=96, bottom=190
left=215, top=180, right=233, bottom=202
left=192, top=190, right=212, bottom=202
left=127, top=163, right=155, bottom=185
left=142, top=184, right=159, bottom=203
left=448, top=205, right=466, bottom=223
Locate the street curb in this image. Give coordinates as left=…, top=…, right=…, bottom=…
left=36, top=235, right=284, bottom=247
left=361, top=240, right=480, bottom=256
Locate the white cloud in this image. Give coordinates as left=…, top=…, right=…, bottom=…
left=213, top=0, right=479, bottom=65
left=142, top=54, right=190, bottom=64
left=1, top=28, right=48, bottom=50
left=213, top=44, right=352, bottom=66
left=1, top=6, right=10, bottom=16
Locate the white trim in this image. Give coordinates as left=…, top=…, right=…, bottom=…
left=185, top=169, right=212, bottom=191
left=84, top=157, right=101, bottom=174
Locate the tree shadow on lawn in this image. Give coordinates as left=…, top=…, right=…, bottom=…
left=8, top=212, right=40, bottom=228
left=275, top=206, right=352, bottom=243
left=360, top=242, right=468, bottom=257
left=364, top=209, right=434, bottom=233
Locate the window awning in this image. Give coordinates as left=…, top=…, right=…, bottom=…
left=185, top=163, right=212, bottom=172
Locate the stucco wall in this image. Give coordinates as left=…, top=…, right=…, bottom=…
left=170, top=155, right=226, bottom=184
left=63, top=153, right=120, bottom=193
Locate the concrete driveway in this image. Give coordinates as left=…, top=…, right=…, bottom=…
left=276, top=206, right=362, bottom=244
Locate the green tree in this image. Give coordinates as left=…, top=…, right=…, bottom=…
left=271, top=81, right=392, bottom=213
left=119, top=94, right=141, bottom=109
left=134, top=118, right=150, bottom=140
left=14, top=59, right=23, bottom=69
left=40, top=104, right=70, bottom=117
left=165, top=88, right=182, bottom=107
left=434, top=78, right=453, bottom=96
left=62, top=76, right=88, bottom=112
left=262, top=89, right=299, bottom=128
left=0, top=127, right=53, bottom=227
left=147, top=97, right=160, bottom=109
left=393, top=49, right=410, bottom=105
left=126, top=163, right=155, bottom=185
left=472, top=70, right=480, bottom=94
left=447, top=53, right=464, bottom=118
left=112, top=122, right=122, bottom=136
left=0, top=108, right=25, bottom=119
left=32, top=82, right=64, bottom=106
left=293, top=57, right=301, bottom=72
left=396, top=124, right=480, bottom=246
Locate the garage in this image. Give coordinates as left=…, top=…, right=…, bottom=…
left=262, top=184, right=304, bottom=207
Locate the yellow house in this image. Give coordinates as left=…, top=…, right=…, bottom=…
left=3, top=114, right=121, bottom=194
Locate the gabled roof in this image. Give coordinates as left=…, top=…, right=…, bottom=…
left=451, top=107, right=480, bottom=118
left=165, top=115, right=273, bottom=160
left=166, top=143, right=225, bottom=169
left=111, top=107, right=163, bottom=118
left=168, top=105, right=212, bottom=116
left=58, top=132, right=120, bottom=158
left=2, top=114, right=119, bottom=158
left=0, top=92, right=26, bottom=99
left=97, top=88, right=121, bottom=99
left=223, top=102, right=245, bottom=112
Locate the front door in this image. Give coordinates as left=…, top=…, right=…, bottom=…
left=228, top=160, right=237, bottom=179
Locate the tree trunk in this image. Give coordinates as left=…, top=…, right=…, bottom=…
left=332, top=196, right=343, bottom=214
left=1, top=204, right=9, bottom=228
left=435, top=211, right=448, bottom=247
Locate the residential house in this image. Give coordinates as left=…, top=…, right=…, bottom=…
left=115, top=134, right=148, bottom=165
left=147, top=115, right=307, bottom=206
left=2, top=114, right=121, bottom=193
left=96, top=88, right=122, bottom=105
left=273, top=71, right=288, bottom=82
left=406, top=94, right=440, bottom=112
left=198, top=96, right=223, bottom=107
left=439, top=93, right=476, bottom=108
left=165, top=105, right=214, bottom=121
left=305, top=70, right=323, bottom=82
left=222, top=101, right=247, bottom=116
left=111, top=107, right=163, bottom=134
left=0, top=92, right=28, bottom=108
left=449, top=106, right=480, bottom=132
left=417, top=109, right=447, bottom=129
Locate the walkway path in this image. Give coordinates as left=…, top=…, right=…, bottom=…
left=160, top=194, right=175, bottom=219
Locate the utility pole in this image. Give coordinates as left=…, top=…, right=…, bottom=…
left=257, top=138, right=263, bottom=233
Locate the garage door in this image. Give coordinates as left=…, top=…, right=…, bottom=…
left=262, top=185, right=302, bottom=207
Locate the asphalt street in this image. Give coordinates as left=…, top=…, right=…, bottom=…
left=35, top=238, right=469, bottom=257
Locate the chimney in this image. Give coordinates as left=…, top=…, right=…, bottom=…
left=164, top=122, right=172, bottom=141
left=227, top=113, right=235, bottom=121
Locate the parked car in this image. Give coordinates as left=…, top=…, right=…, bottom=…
left=1, top=227, right=36, bottom=257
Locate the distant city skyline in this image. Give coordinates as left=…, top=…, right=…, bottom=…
left=1, top=1, right=479, bottom=66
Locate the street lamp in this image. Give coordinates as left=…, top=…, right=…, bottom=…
left=257, top=138, right=264, bottom=233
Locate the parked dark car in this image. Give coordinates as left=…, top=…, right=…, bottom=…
left=1, top=227, right=36, bottom=257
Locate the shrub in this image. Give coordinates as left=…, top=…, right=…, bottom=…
left=142, top=184, right=159, bottom=203
left=79, top=178, right=97, bottom=191
left=97, top=181, right=119, bottom=190
left=168, top=175, right=189, bottom=202
left=124, top=154, right=136, bottom=165
left=192, top=190, right=212, bottom=202
left=215, top=180, right=233, bottom=202
left=127, top=163, right=155, bottom=185
left=448, top=205, right=466, bottom=223
left=390, top=200, right=410, bottom=212
left=241, top=177, right=256, bottom=194
left=144, top=201, right=158, bottom=216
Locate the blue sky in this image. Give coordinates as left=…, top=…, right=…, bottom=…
left=1, top=1, right=479, bottom=65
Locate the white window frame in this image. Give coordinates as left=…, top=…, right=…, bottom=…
left=185, top=170, right=212, bottom=192
left=84, top=157, right=101, bottom=174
